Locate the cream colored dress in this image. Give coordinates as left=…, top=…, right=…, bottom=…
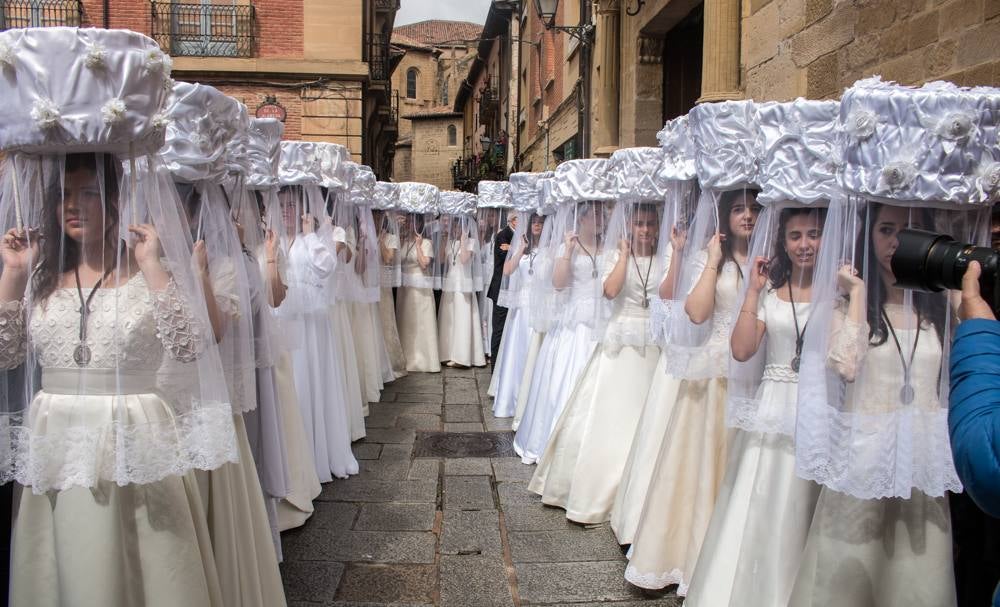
left=684, top=291, right=820, bottom=607
left=1, top=275, right=226, bottom=607
left=438, top=240, right=486, bottom=367
left=396, top=238, right=440, bottom=373
left=379, top=287, right=408, bottom=379
left=528, top=253, right=662, bottom=524
left=274, top=351, right=323, bottom=531
left=788, top=322, right=957, bottom=607
left=624, top=261, right=739, bottom=592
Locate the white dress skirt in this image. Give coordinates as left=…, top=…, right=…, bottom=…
left=349, top=300, right=384, bottom=404
left=528, top=257, right=661, bottom=524
left=4, top=276, right=227, bottom=607
left=330, top=301, right=368, bottom=438
left=273, top=351, right=323, bottom=531
left=511, top=330, right=545, bottom=431
left=684, top=292, right=820, bottom=607
left=491, top=255, right=534, bottom=416
left=513, top=322, right=598, bottom=464
left=610, top=353, right=683, bottom=545
left=396, top=239, right=441, bottom=373
left=195, top=415, right=286, bottom=607
left=372, top=301, right=397, bottom=384
left=624, top=263, right=739, bottom=592
left=438, top=241, right=486, bottom=367
left=278, top=234, right=359, bottom=483
left=379, top=287, right=408, bottom=379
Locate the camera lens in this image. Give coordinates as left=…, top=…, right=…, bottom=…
left=892, top=229, right=1000, bottom=306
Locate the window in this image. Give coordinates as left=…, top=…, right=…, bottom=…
left=151, top=0, right=255, bottom=58
left=447, top=124, right=457, bottom=147
left=442, top=79, right=449, bottom=106
left=406, top=68, right=418, bottom=99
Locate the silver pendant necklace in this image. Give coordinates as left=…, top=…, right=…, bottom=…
left=73, top=264, right=114, bottom=367
left=882, top=306, right=921, bottom=405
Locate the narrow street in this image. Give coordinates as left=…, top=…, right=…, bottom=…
left=280, top=367, right=681, bottom=607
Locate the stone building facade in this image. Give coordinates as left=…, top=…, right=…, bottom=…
left=403, top=109, right=465, bottom=188
left=5, top=0, right=400, bottom=177
left=390, top=21, right=481, bottom=140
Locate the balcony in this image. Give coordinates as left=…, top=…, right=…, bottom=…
left=151, top=1, right=256, bottom=58
left=0, top=0, right=81, bottom=30
left=366, top=32, right=390, bottom=84
left=452, top=143, right=506, bottom=191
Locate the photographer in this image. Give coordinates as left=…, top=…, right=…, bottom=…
left=950, top=260, right=1000, bottom=517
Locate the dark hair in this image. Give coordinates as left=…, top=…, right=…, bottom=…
left=526, top=213, right=546, bottom=253
left=860, top=202, right=946, bottom=347
left=718, top=188, right=760, bottom=271
left=768, top=206, right=827, bottom=289
left=32, top=153, right=120, bottom=303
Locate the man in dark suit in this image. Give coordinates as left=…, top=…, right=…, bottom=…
left=487, top=213, right=517, bottom=368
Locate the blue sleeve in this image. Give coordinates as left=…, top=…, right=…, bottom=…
left=949, top=319, right=1000, bottom=518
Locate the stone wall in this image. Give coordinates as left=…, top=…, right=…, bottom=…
left=519, top=92, right=580, bottom=171
left=410, top=116, right=464, bottom=189
left=742, top=0, right=1000, bottom=101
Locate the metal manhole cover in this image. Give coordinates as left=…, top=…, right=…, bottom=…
left=412, top=431, right=516, bottom=458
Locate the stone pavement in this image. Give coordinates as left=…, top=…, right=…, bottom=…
left=281, top=367, right=681, bottom=607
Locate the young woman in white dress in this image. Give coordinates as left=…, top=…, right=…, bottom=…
left=684, top=206, right=864, bottom=607
left=624, top=188, right=757, bottom=590
left=0, top=109, right=237, bottom=607
left=492, top=211, right=546, bottom=417
left=437, top=192, right=486, bottom=367
left=788, top=201, right=965, bottom=607
left=529, top=196, right=664, bottom=524
left=513, top=197, right=608, bottom=463
left=274, top=182, right=359, bottom=482
left=606, top=146, right=696, bottom=545
left=372, top=189, right=408, bottom=378
left=395, top=183, right=441, bottom=373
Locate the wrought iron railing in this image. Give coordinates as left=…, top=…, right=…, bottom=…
left=151, top=1, right=256, bottom=58
left=366, top=32, right=390, bottom=82
left=0, top=0, right=80, bottom=30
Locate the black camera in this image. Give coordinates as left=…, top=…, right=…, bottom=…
left=891, top=229, right=1000, bottom=315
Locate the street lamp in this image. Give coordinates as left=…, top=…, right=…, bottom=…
left=532, top=0, right=594, bottom=44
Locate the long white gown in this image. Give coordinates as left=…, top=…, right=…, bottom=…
left=528, top=253, right=662, bottom=524
left=277, top=233, right=359, bottom=482
left=379, top=287, right=408, bottom=379
left=684, top=290, right=820, bottom=607
left=491, top=253, right=534, bottom=418
left=438, top=240, right=486, bottom=367
left=396, top=238, right=440, bottom=373
left=2, top=274, right=225, bottom=607
left=624, top=261, right=740, bottom=592
left=513, top=250, right=601, bottom=464
left=789, top=318, right=957, bottom=607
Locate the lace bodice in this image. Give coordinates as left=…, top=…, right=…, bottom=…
left=0, top=273, right=203, bottom=372
left=846, top=323, right=943, bottom=413
left=442, top=239, right=477, bottom=291
left=668, top=261, right=742, bottom=378
left=601, top=251, right=663, bottom=351
left=401, top=238, right=433, bottom=275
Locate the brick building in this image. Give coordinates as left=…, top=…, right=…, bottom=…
left=389, top=19, right=480, bottom=183
left=0, top=0, right=400, bottom=177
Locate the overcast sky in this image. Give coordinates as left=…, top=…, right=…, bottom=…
left=395, top=0, right=492, bottom=26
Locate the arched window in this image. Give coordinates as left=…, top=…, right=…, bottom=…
left=447, top=124, right=457, bottom=147
left=406, top=68, right=418, bottom=99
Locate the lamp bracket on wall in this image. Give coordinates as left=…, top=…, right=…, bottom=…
left=625, top=0, right=645, bottom=16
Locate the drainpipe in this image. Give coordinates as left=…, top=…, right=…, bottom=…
left=578, top=0, right=591, bottom=157
left=103, top=0, right=110, bottom=28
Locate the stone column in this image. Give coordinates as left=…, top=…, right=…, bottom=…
left=698, top=0, right=742, bottom=102
left=591, top=0, right=620, bottom=156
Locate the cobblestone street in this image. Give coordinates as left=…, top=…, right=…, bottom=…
left=280, top=368, right=682, bottom=607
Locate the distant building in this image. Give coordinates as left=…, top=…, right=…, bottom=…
left=2, top=0, right=401, bottom=177
left=390, top=19, right=481, bottom=183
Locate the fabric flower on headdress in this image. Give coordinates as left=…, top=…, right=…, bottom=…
left=0, top=41, right=14, bottom=70
left=30, top=98, right=61, bottom=130
left=144, top=49, right=172, bottom=75
left=84, top=43, right=107, bottom=69
left=879, top=160, right=918, bottom=192
left=976, top=161, right=1000, bottom=199
left=934, top=111, right=977, bottom=153
left=844, top=109, right=877, bottom=140
left=151, top=112, right=171, bottom=132
left=101, top=98, right=127, bottom=125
